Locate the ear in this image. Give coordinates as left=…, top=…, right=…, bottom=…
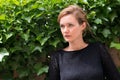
left=81, top=22, right=86, bottom=30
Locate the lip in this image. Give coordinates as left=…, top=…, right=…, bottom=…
left=64, top=35, right=71, bottom=38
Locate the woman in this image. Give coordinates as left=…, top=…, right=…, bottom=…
left=48, top=5, right=120, bottom=80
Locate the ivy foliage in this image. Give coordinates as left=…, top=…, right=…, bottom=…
left=0, top=0, right=120, bottom=79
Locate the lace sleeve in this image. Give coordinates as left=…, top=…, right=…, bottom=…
left=48, top=53, right=60, bottom=80
left=98, top=43, right=120, bottom=80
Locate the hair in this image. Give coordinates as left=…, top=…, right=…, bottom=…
left=57, top=5, right=91, bottom=36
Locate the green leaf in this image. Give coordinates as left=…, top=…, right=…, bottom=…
left=50, top=38, right=60, bottom=47
left=37, top=66, right=48, bottom=75
left=0, top=48, right=9, bottom=62
left=0, top=14, right=6, bottom=20
left=10, top=46, right=22, bottom=53
left=41, top=36, right=50, bottom=46
left=32, top=46, right=42, bottom=53
left=31, top=3, right=39, bottom=9
left=35, top=12, right=44, bottom=18
left=16, top=11, right=22, bottom=16
left=110, top=42, right=120, bottom=50
left=5, top=32, right=13, bottom=40
left=14, top=26, right=23, bottom=31
left=107, top=6, right=112, bottom=12
left=34, top=63, right=42, bottom=72
left=79, top=0, right=88, bottom=4
left=51, top=0, right=62, bottom=4
left=21, top=29, right=30, bottom=41
left=24, top=17, right=32, bottom=23
left=18, top=69, right=29, bottom=78
left=21, top=0, right=32, bottom=6
left=12, top=0, right=20, bottom=6
left=37, top=35, right=50, bottom=46
left=87, top=11, right=96, bottom=19
left=102, top=28, right=111, bottom=38
left=94, top=18, right=102, bottom=24
left=109, top=12, right=117, bottom=22
left=0, top=35, right=2, bottom=43
left=117, top=0, right=120, bottom=3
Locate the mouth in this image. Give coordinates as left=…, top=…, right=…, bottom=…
left=64, top=35, right=71, bottom=38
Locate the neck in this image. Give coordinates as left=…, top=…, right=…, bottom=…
left=65, top=38, right=88, bottom=51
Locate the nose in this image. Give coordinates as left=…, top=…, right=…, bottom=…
left=63, top=27, right=69, bottom=33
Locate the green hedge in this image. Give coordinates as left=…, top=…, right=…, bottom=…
left=0, top=0, right=120, bottom=79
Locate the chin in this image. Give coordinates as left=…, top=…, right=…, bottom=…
left=65, top=39, right=73, bottom=42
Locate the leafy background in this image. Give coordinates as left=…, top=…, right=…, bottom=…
left=0, top=0, right=120, bottom=80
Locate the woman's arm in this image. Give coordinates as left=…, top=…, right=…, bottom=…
left=99, top=43, right=120, bottom=80
left=48, top=53, right=60, bottom=80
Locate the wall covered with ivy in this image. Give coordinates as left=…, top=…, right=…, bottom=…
left=0, top=0, right=120, bottom=80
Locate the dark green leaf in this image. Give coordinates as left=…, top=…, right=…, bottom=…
left=0, top=48, right=9, bottom=62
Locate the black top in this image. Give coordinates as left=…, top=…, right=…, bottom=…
left=48, top=42, right=120, bottom=80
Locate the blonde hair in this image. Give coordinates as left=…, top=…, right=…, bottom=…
left=58, top=5, right=91, bottom=35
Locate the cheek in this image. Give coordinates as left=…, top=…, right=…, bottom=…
left=71, top=27, right=80, bottom=33
left=72, top=27, right=83, bottom=36
left=60, top=29, right=64, bottom=35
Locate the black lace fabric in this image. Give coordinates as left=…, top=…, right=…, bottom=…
left=48, top=42, right=120, bottom=80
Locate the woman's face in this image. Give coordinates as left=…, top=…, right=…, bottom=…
left=59, top=14, right=85, bottom=42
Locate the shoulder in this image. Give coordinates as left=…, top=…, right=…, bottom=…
left=90, top=41, right=103, bottom=45
left=90, top=42, right=105, bottom=48
left=49, top=50, right=62, bottom=59
left=91, top=42, right=110, bottom=55
left=89, top=42, right=107, bottom=51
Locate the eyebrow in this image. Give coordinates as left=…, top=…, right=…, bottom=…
left=60, top=24, right=64, bottom=27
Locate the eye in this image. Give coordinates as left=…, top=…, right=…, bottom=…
left=68, top=23, right=74, bottom=27
left=60, top=25, right=64, bottom=28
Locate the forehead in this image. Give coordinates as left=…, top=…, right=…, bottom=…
left=59, top=14, right=78, bottom=25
